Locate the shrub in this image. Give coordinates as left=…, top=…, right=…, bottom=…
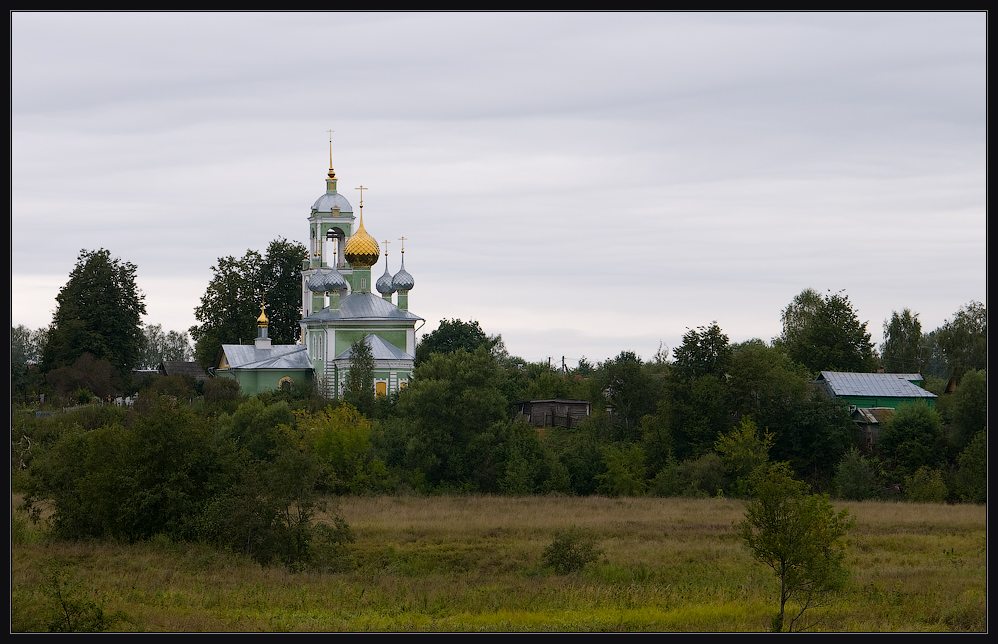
left=954, top=429, right=986, bottom=504
left=542, top=525, right=604, bottom=574
left=904, top=466, right=948, bottom=503
left=834, top=447, right=881, bottom=500
left=38, top=561, right=124, bottom=632
left=596, top=443, right=648, bottom=496
left=650, top=452, right=727, bottom=498
left=204, top=377, right=242, bottom=405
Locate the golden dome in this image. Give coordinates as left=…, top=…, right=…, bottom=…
left=344, top=213, right=380, bottom=268
left=257, top=302, right=269, bottom=326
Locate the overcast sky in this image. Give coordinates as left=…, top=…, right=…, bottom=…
left=11, top=12, right=986, bottom=366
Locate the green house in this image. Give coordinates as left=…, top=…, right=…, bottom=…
left=816, top=371, right=936, bottom=409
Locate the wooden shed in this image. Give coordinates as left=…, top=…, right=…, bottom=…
left=516, top=399, right=590, bottom=430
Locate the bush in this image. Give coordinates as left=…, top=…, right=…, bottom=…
left=834, top=447, right=881, bottom=500
left=595, top=443, right=648, bottom=496
left=904, top=466, right=948, bottom=503
left=542, top=525, right=604, bottom=574
left=204, top=377, right=242, bottom=406
left=38, top=561, right=124, bottom=632
left=650, top=452, right=727, bottom=498
left=954, top=429, right=986, bottom=504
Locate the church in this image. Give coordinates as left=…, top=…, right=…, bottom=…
left=214, top=150, right=422, bottom=397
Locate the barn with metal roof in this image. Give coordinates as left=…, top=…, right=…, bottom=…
left=816, top=371, right=937, bottom=409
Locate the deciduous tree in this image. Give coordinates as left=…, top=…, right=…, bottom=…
left=138, top=324, right=193, bottom=369
left=878, top=402, right=945, bottom=476
left=414, top=318, right=503, bottom=366
left=776, top=288, right=876, bottom=374
left=42, top=249, right=146, bottom=384
left=739, top=463, right=855, bottom=632
left=672, top=321, right=732, bottom=381
left=395, top=347, right=508, bottom=488
left=935, top=301, right=986, bottom=381
left=715, top=416, right=773, bottom=496
left=880, top=308, right=923, bottom=373
left=190, top=238, right=307, bottom=368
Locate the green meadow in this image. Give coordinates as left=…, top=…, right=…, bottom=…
left=11, top=495, right=986, bottom=632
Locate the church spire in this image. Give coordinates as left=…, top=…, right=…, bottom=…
left=325, top=129, right=337, bottom=192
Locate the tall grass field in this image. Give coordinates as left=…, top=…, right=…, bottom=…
left=11, top=495, right=986, bottom=632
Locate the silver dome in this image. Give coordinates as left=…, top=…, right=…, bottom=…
left=392, top=257, right=414, bottom=292
left=376, top=264, right=396, bottom=294
left=312, top=192, right=353, bottom=214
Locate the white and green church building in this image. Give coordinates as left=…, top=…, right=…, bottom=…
left=215, top=155, right=422, bottom=397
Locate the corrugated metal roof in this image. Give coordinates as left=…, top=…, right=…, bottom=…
left=301, top=291, right=422, bottom=323
left=818, top=371, right=936, bottom=398
left=221, top=344, right=312, bottom=370
left=334, top=333, right=413, bottom=361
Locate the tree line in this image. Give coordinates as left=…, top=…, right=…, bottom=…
left=12, top=246, right=987, bottom=506
left=10, top=245, right=987, bottom=600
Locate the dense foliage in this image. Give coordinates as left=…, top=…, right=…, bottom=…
left=777, top=288, right=877, bottom=373
left=413, top=318, right=504, bottom=366
left=42, top=249, right=147, bottom=385
left=189, top=238, right=307, bottom=368
left=12, top=290, right=986, bottom=588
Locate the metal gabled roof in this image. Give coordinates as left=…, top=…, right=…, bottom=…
left=221, top=344, right=312, bottom=370
left=334, top=333, right=413, bottom=362
left=817, top=371, right=936, bottom=399
left=301, top=291, right=423, bottom=323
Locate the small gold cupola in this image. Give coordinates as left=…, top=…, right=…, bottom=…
left=255, top=294, right=272, bottom=349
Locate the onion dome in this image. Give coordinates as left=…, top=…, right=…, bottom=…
left=325, top=268, right=348, bottom=291
left=307, top=268, right=347, bottom=293
left=392, top=255, right=414, bottom=292
left=306, top=272, right=328, bottom=293
left=343, top=213, right=380, bottom=268
left=257, top=302, right=268, bottom=327
left=376, top=263, right=396, bottom=295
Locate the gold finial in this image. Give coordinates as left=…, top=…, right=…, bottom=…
left=398, top=236, right=407, bottom=254
left=383, top=239, right=390, bottom=257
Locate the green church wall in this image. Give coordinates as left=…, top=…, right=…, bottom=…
left=334, top=329, right=408, bottom=356
left=216, top=369, right=312, bottom=397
